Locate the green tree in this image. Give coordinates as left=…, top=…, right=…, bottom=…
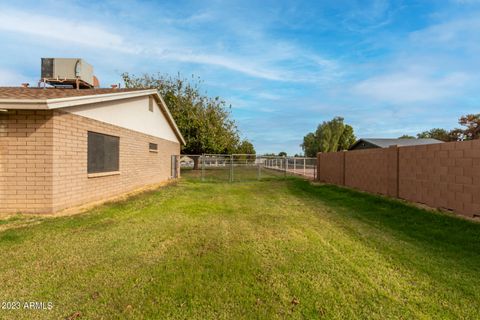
left=301, top=132, right=319, bottom=157
left=278, top=151, right=287, bottom=157
left=301, top=117, right=356, bottom=155
left=458, top=114, right=480, bottom=140
left=415, top=115, right=480, bottom=142
left=398, top=135, right=415, bottom=139
left=338, top=124, right=356, bottom=151
left=122, top=73, right=241, bottom=169
left=448, top=128, right=463, bottom=141
left=416, top=128, right=451, bottom=141
left=236, top=140, right=256, bottom=154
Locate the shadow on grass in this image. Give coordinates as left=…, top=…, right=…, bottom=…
left=0, top=230, right=24, bottom=243
left=286, top=179, right=480, bottom=260
left=0, top=183, right=180, bottom=245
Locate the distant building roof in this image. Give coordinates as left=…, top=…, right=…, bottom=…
left=349, top=138, right=444, bottom=150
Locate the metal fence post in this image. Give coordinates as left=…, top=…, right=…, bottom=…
left=201, top=154, right=205, bottom=181
left=257, top=157, right=261, bottom=180
left=303, top=158, right=306, bottom=176
left=317, top=152, right=321, bottom=181
left=230, top=154, right=233, bottom=183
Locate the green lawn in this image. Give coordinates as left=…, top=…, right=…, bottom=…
left=181, top=166, right=287, bottom=182
left=0, top=175, right=479, bottom=319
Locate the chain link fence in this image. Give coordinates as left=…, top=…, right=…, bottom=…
left=180, top=154, right=317, bottom=182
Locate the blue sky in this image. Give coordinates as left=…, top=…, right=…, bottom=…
left=1, top=0, right=480, bottom=155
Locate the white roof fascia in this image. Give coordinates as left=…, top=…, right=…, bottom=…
left=0, top=90, right=156, bottom=110
left=0, top=99, right=48, bottom=109
left=153, top=92, right=186, bottom=145
left=45, top=90, right=157, bottom=109
left=0, top=89, right=186, bottom=146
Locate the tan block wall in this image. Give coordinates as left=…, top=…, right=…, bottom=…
left=51, top=110, right=180, bottom=212
left=0, top=110, right=180, bottom=214
left=399, top=140, right=480, bottom=217
left=0, top=110, right=54, bottom=213
left=317, top=140, right=480, bottom=218
left=345, top=146, right=398, bottom=197
left=317, top=151, right=345, bottom=185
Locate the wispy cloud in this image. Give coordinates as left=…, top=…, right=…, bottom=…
left=340, top=0, right=394, bottom=32
left=452, top=0, right=480, bottom=4
left=160, top=12, right=214, bottom=25
left=353, top=71, right=471, bottom=103
left=348, top=8, right=480, bottom=106
left=157, top=52, right=288, bottom=81
left=0, top=1, right=479, bottom=154
left=411, top=14, right=480, bottom=42
left=0, top=6, right=339, bottom=83
left=0, top=9, right=139, bottom=54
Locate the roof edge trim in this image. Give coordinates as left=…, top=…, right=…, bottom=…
left=0, top=88, right=186, bottom=146
left=0, top=99, right=48, bottom=109
left=152, top=92, right=186, bottom=146
left=45, top=90, right=157, bottom=109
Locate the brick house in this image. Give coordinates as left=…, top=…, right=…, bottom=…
left=0, top=87, right=185, bottom=214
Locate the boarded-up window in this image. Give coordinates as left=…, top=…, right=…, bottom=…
left=149, top=143, right=158, bottom=151
left=88, top=131, right=120, bottom=173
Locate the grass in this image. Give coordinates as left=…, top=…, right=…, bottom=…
left=0, top=174, right=479, bottom=319
left=181, top=166, right=286, bottom=182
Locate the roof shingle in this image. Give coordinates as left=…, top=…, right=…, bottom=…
left=0, top=87, right=146, bottom=100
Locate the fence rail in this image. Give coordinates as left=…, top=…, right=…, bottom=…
left=180, top=154, right=316, bottom=182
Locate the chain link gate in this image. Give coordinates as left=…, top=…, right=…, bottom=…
left=180, top=154, right=317, bottom=182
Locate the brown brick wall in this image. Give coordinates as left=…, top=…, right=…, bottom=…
left=344, top=147, right=398, bottom=196
left=0, top=110, right=54, bottom=213
left=399, top=140, right=480, bottom=217
left=317, top=140, right=480, bottom=218
left=51, top=110, right=180, bottom=212
left=0, top=110, right=180, bottom=214
left=317, top=151, right=345, bottom=185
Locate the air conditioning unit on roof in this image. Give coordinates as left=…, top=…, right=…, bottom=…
left=41, top=58, right=98, bottom=89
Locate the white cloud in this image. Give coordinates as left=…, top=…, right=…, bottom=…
left=452, top=0, right=480, bottom=4
left=158, top=52, right=287, bottom=81
left=0, top=7, right=340, bottom=83
left=255, top=92, right=284, bottom=101
left=340, top=0, right=394, bottom=32
left=161, top=12, right=214, bottom=25
left=150, top=42, right=340, bottom=83
left=0, top=9, right=139, bottom=54
left=353, top=72, right=470, bottom=103
left=349, top=12, right=480, bottom=105
left=408, top=16, right=480, bottom=52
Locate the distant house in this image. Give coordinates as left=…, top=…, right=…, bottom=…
left=349, top=138, right=443, bottom=151
left=0, top=87, right=185, bottom=214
